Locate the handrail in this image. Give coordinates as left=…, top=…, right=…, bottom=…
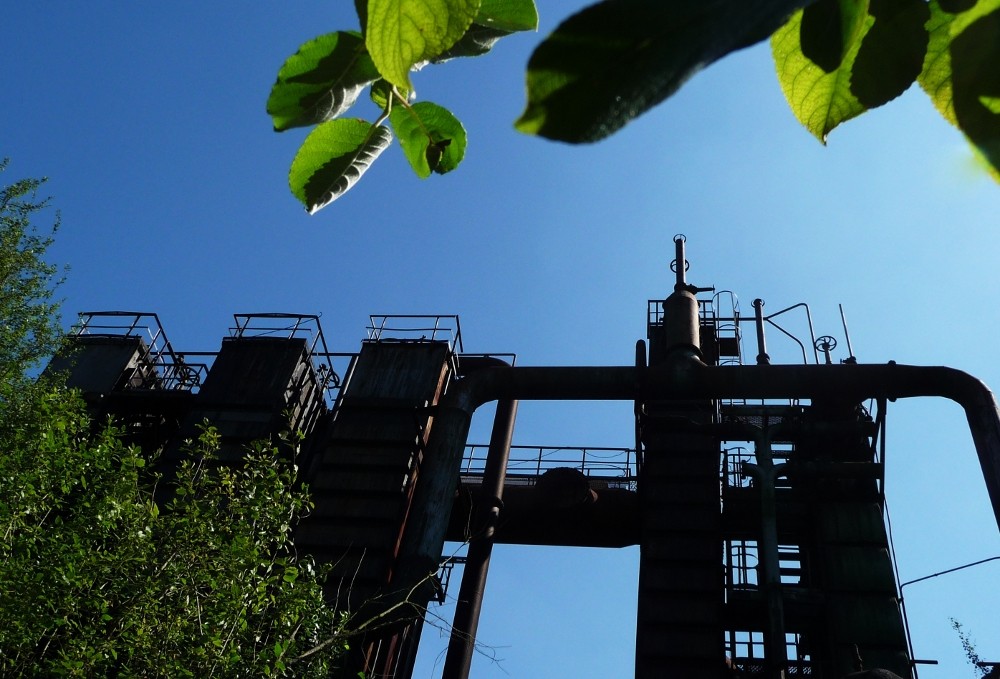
left=460, top=444, right=636, bottom=480
left=74, top=311, right=195, bottom=391
left=367, top=314, right=463, bottom=352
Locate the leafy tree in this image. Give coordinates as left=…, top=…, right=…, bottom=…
left=0, top=165, right=347, bottom=676
left=0, top=158, right=63, bottom=388
left=269, top=0, right=1000, bottom=213
left=1, top=415, right=346, bottom=677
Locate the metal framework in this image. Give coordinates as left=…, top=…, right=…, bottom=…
left=74, top=311, right=208, bottom=391
left=52, top=240, right=1000, bottom=679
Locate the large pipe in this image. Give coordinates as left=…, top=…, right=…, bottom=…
left=662, top=289, right=701, bottom=359
left=387, top=356, right=514, bottom=675
left=390, top=358, right=1000, bottom=660
left=441, top=396, right=518, bottom=679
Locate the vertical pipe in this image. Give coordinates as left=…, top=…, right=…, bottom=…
left=635, top=340, right=646, bottom=470
left=442, top=398, right=518, bottom=679
left=819, top=340, right=833, bottom=365
left=754, top=299, right=771, bottom=365
left=742, top=432, right=788, bottom=679
left=673, top=234, right=687, bottom=290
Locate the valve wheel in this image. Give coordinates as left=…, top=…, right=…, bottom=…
left=815, top=335, right=838, bottom=351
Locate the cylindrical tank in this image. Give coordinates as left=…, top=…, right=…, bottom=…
left=661, top=289, right=701, bottom=358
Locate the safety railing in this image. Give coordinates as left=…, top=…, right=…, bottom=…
left=460, top=444, right=637, bottom=490
left=73, top=311, right=208, bottom=392
left=230, top=313, right=343, bottom=407
left=367, top=314, right=463, bottom=353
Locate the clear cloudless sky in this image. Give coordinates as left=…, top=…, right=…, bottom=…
left=4, top=3, right=1000, bottom=677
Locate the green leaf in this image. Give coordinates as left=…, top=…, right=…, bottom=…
left=289, top=119, right=393, bottom=213
left=369, top=79, right=398, bottom=109
left=798, top=0, right=859, bottom=72
left=919, top=1, right=1000, bottom=180
left=772, top=0, right=874, bottom=142
left=433, top=24, right=516, bottom=61
left=776, top=0, right=930, bottom=139
left=429, top=0, right=536, bottom=61
left=367, top=0, right=481, bottom=88
left=389, top=101, right=467, bottom=177
left=476, top=0, right=538, bottom=32
left=982, top=96, right=1000, bottom=114
left=267, top=32, right=379, bottom=132
left=515, top=0, right=814, bottom=143
left=356, top=0, right=369, bottom=30
left=851, top=0, right=929, bottom=107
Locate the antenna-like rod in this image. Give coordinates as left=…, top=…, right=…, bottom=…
left=839, top=304, right=857, bottom=363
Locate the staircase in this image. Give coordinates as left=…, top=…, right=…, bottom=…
left=296, top=340, right=453, bottom=677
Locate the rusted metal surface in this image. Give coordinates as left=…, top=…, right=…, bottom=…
left=428, top=361, right=1000, bottom=530
left=442, top=396, right=517, bottom=679
left=445, top=482, right=639, bottom=548
left=393, top=357, right=1000, bottom=679
left=297, top=341, right=453, bottom=679
left=51, top=303, right=1000, bottom=679
left=165, top=336, right=325, bottom=464
left=47, top=335, right=156, bottom=394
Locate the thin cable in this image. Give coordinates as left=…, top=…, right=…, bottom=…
left=899, top=556, right=1000, bottom=590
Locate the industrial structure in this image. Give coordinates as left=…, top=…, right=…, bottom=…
left=51, top=238, right=1000, bottom=678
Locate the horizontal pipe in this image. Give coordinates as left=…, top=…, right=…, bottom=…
left=390, top=359, right=1000, bottom=644
left=444, top=485, right=640, bottom=548
left=443, top=360, right=1000, bottom=532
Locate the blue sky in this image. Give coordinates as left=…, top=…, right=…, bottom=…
left=4, top=2, right=1000, bottom=676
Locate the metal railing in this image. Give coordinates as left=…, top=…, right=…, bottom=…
left=73, top=311, right=208, bottom=392
left=367, top=314, right=463, bottom=353
left=460, top=444, right=637, bottom=489
left=230, top=313, right=342, bottom=407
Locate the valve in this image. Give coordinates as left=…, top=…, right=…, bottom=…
left=814, top=335, right=838, bottom=364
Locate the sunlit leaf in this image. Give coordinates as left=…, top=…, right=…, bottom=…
left=515, top=0, right=814, bottom=144
left=912, top=0, right=997, bottom=124
left=434, top=24, right=514, bottom=60
left=982, top=96, right=1000, bottom=114
left=433, top=0, right=537, bottom=60
left=477, top=0, right=538, bottom=32
left=774, top=0, right=927, bottom=141
left=289, top=119, right=393, bottom=213
left=367, top=0, right=481, bottom=88
left=772, top=0, right=873, bottom=143
left=369, top=79, right=397, bottom=109
left=267, top=32, right=379, bottom=132
left=851, top=0, right=929, bottom=107
left=919, top=1, right=1000, bottom=180
left=389, top=101, right=467, bottom=177
left=798, top=0, right=866, bottom=71
left=920, top=4, right=956, bottom=126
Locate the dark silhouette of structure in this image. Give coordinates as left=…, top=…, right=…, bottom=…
left=51, top=239, right=1000, bottom=678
